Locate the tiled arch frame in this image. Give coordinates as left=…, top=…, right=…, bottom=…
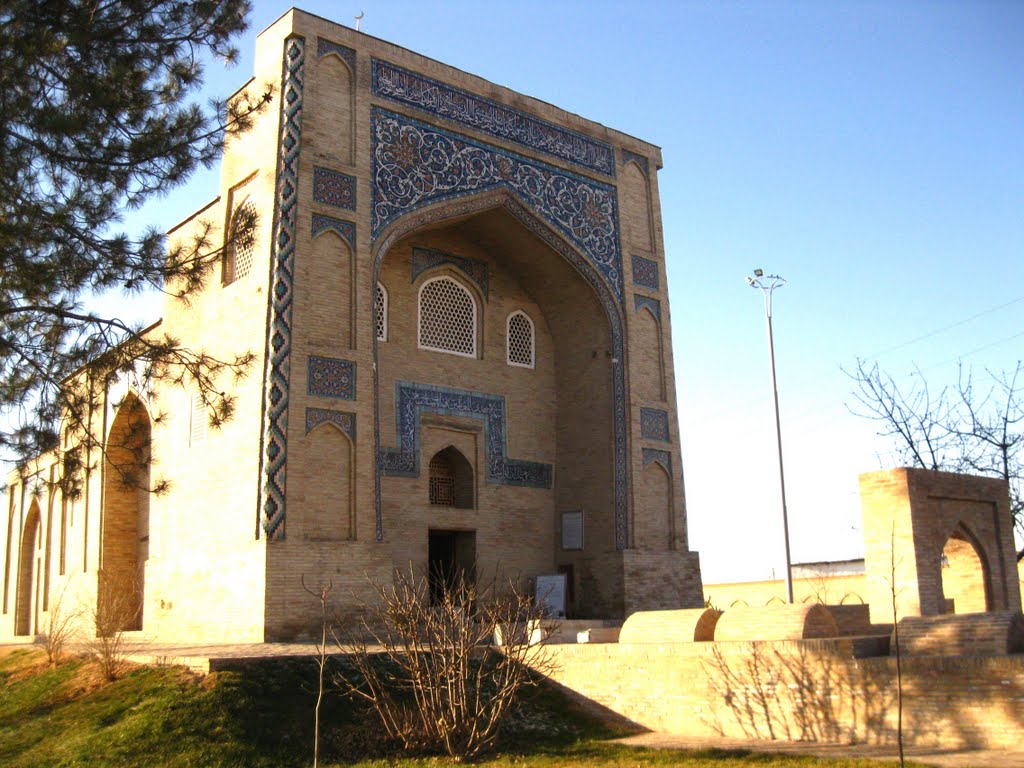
left=371, top=188, right=630, bottom=548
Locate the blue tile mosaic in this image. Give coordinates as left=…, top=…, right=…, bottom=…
left=260, top=36, right=305, bottom=541
left=372, top=60, right=615, bottom=177
left=305, top=408, right=356, bottom=441
left=311, top=213, right=356, bottom=251
left=642, top=448, right=672, bottom=473
left=633, top=294, right=661, bottom=321
left=308, top=356, right=356, bottom=400
left=316, top=37, right=356, bottom=71
left=411, top=246, right=489, bottom=298
left=313, top=166, right=357, bottom=211
left=640, top=408, right=670, bottom=442
left=631, top=255, right=659, bottom=290
left=378, top=382, right=552, bottom=488
left=371, top=109, right=623, bottom=303
left=621, top=148, right=650, bottom=176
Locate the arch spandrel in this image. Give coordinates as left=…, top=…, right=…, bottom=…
left=370, top=108, right=624, bottom=304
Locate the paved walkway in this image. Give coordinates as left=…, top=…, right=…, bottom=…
left=7, top=640, right=1021, bottom=767
left=616, top=732, right=1024, bottom=768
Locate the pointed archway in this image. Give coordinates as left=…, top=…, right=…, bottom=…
left=371, top=188, right=628, bottom=549
left=14, top=500, right=41, bottom=636
left=941, top=524, right=991, bottom=614
left=99, top=393, right=151, bottom=632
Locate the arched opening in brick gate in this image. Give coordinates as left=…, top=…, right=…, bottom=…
left=373, top=194, right=625, bottom=617
left=99, top=393, right=151, bottom=632
left=14, top=499, right=42, bottom=636
left=941, top=524, right=991, bottom=614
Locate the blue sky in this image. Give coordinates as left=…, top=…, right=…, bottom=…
left=127, top=1, right=1023, bottom=582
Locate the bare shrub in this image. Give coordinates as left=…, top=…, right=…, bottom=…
left=333, top=568, right=557, bottom=760
left=41, top=578, right=84, bottom=666
left=89, top=569, right=142, bottom=681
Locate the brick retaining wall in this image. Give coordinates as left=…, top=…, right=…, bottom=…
left=533, top=640, right=1024, bottom=750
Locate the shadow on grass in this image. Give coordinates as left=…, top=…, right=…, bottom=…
left=0, top=650, right=925, bottom=768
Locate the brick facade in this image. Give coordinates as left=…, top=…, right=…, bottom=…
left=1, top=9, right=702, bottom=643
left=535, top=640, right=1024, bottom=750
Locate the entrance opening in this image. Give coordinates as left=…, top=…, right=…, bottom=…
left=941, top=527, right=990, bottom=614
left=428, top=529, right=476, bottom=605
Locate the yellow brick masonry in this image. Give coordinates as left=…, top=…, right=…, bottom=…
left=532, top=639, right=1024, bottom=750
left=0, top=8, right=704, bottom=643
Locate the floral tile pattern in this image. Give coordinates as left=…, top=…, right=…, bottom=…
left=372, top=60, right=615, bottom=176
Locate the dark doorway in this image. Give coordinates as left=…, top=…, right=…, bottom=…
left=428, top=529, right=476, bottom=605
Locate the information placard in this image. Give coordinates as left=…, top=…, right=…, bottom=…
left=535, top=574, right=567, bottom=618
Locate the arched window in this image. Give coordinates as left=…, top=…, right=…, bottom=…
left=418, top=276, right=477, bottom=357
left=225, top=197, right=257, bottom=283
left=429, top=453, right=454, bottom=506
left=428, top=447, right=474, bottom=508
left=507, top=310, right=535, bottom=368
left=374, top=282, right=388, bottom=342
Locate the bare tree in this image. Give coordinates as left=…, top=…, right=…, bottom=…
left=301, top=575, right=333, bottom=768
left=333, top=568, right=557, bottom=760
left=847, top=359, right=1023, bottom=557
left=888, top=526, right=905, bottom=768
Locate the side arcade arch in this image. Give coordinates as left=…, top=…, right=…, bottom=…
left=14, top=500, right=42, bottom=636
left=99, top=392, right=152, bottom=632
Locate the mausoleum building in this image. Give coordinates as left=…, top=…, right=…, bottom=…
left=1, top=9, right=704, bottom=642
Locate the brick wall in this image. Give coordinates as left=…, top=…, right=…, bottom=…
left=535, top=640, right=1024, bottom=749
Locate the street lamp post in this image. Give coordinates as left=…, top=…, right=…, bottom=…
left=745, top=269, right=794, bottom=604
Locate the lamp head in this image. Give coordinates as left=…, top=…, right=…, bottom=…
left=745, top=276, right=755, bottom=286
left=753, top=268, right=764, bottom=277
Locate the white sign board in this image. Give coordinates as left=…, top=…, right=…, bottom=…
left=535, top=574, right=567, bottom=618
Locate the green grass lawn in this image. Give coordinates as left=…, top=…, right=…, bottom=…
left=0, top=648, right=923, bottom=767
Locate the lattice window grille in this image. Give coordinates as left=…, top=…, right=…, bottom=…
left=429, top=454, right=455, bottom=506
left=507, top=311, right=535, bottom=368
left=418, top=276, right=477, bottom=357
left=226, top=197, right=257, bottom=283
left=374, top=282, right=388, bottom=341
left=189, top=393, right=206, bottom=447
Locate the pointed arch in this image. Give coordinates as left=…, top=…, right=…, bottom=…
left=100, top=392, right=151, bottom=632
left=3, top=489, right=14, bottom=614
left=371, top=188, right=629, bottom=548
left=300, top=421, right=355, bottom=540
left=635, top=460, right=671, bottom=551
left=14, top=499, right=41, bottom=635
left=621, top=161, right=652, bottom=252
left=507, top=310, right=535, bottom=368
left=941, top=521, right=991, bottom=613
left=310, top=51, right=355, bottom=164
left=224, top=195, right=257, bottom=284
left=428, top=446, right=474, bottom=509
left=632, top=304, right=666, bottom=402
left=309, top=227, right=354, bottom=349
left=417, top=274, right=478, bottom=358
